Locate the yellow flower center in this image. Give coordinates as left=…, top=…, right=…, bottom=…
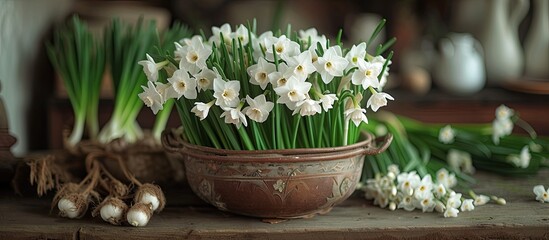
left=352, top=57, right=358, bottom=63
left=289, top=90, right=297, bottom=97
left=365, top=69, right=373, bottom=77
left=144, top=96, right=153, bottom=107
left=187, top=52, right=199, bottom=63
left=297, top=65, right=303, bottom=71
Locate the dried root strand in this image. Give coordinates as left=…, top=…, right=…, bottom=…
left=27, top=155, right=70, bottom=196
left=134, top=183, right=166, bottom=213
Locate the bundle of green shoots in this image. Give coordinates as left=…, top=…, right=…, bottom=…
left=47, top=15, right=192, bottom=148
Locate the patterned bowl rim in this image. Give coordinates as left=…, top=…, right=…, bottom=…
left=162, top=129, right=392, bottom=163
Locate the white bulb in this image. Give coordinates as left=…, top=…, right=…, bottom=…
left=100, top=204, right=123, bottom=222
left=139, top=193, right=160, bottom=211
left=58, top=198, right=79, bottom=218
left=126, top=209, right=149, bottom=227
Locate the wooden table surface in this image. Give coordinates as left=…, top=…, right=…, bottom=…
left=1, top=168, right=549, bottom=240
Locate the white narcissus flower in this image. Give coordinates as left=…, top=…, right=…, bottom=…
left=174, top=42, right=185, bottom=60
left=168, top=69, right=197, bottom=99
left=319, top=94, right=338, bottom=112
left=274, top=76, right=311, bottom=108
left=154, top=82, right=178, bottom=102
left=138, top=54, right=162, bottom=82
left=252, top=31, right=274, bottom=60
left=344, top=106, right=368, bottom=127
left=435, top=200, right=446, bottom=213
left=447, top=149, right=475, bottom=174
left=444, top=207, right=459, bottom=218
left=533, top=185, right=549, bottom=203
left=418, top=196, right=436, bottom=213
left=388, top=164, right=400, bottom=175
left=460, top=199, right=475, bottom=212
left=351, top=58, right=382, bottom=89
left=492, top=117, right=514, bottom=144
left=398, top=195, right=416, bottom=211
left=298, top=28, right=327, bottom=48
left=446, top=192, right=462, bottom=209
left=139, top=81, right=163, bottom=114
left=474, top=194, right=490, bottom=206
left=314, top=46, right=349, bottom=83
left=209, top=23, right=232, bottom=46
left=439, top=125, right=455, bottom=144
left=243, top=95, right=274, bottom=123
left=508, top=145, right=531, bottom=168
left=220, top=106, right=247, bottom=128
left=370, top=55, right=391, bottom=89
left=293, top=98, right=322, bottom=116
left=264, top=35, right=300, bottom=62
left=231, top=24, right=251, bottom=45
left=519, top=145, right=531, bottom=168
left=194, top=68, right=217, bottom=91
left=367, top=92, right=394, bottom=112
left=247, top=57, right=276, bottom=90
left=495, top=104, right=514, bottom=120
left=191, top=101, right=215, bottom=120
left=434, top=183, right=447, bottom=198
left=268, top=64, right=291, bottom=88
left=179, top=36, right=212, bottom=75
left=397, top=171, right=420, bottom=196
left=345, top=42, right=367, bottom=68
left=213, top=78, right=241, bottom=108
left=286, top=51, right=316, bottom=81
left=414, top=175, right=433, bottom=200
left=436, top=168, right=457, bottom=189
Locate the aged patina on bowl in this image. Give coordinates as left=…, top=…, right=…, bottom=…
left=162, top=129, right=392, bottom=219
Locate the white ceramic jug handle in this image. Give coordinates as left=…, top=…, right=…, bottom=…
left=510, top=0, right=530, bottom=28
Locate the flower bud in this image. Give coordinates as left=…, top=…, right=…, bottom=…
left=388, top=202, right=396, bottom=211
left=434, top=200, right=446, bottom=213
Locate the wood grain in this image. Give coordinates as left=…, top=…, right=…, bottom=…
left=1, top=169, right=548, bottom=239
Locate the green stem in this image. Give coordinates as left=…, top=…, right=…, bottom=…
left=152, top=99, right=174, bottom=142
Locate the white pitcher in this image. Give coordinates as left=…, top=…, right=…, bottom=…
left=524, top=0, right=549, bottom=79
left=479, top=0, right=530, bottom=83
left=433, top=33, right=485, bottom=94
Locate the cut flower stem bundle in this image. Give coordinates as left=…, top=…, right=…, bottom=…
left=360, top=106, right=549, bottom=217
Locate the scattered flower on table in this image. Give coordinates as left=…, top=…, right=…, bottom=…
left=533, top=185, right=549, bottom=203
left=362, top=165, right=508, bottom=218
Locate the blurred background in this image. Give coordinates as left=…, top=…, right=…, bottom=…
left=1, top=0, right=548, bottom=156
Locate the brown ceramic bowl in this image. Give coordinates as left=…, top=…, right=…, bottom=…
left=162, top=129, right=392, bottom=219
